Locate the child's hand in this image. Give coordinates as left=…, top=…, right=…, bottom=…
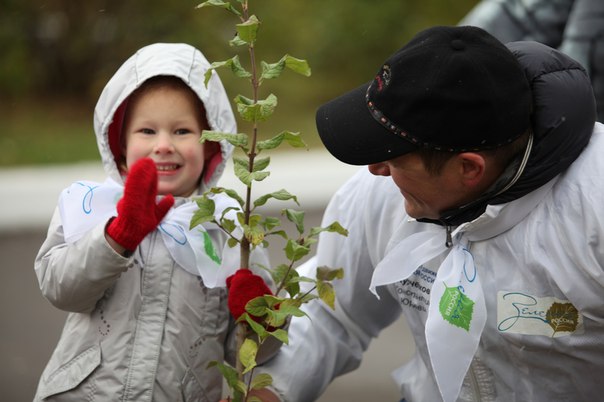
left=226, top=269, right=273, bottom=321
left=106, top=158, right=174, bottom=252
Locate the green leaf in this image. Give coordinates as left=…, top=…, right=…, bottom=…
left=239, top=338, right=258, bottom=374
left=267, top=229, right=287, bottom=240
left=221, top=218, right=236, bottom=234
left=244, top=313, right=269, bottom=339
left=261, top=216, right=281, bottom=232
left=267, top=299, right=306, bottom=326
left=236, top=14, right=260, bottom=45
left=234, top=94, right=278, bottom=123
left=316, top=266, right=344, bottom=282
left=202, top=130, right=248, bottom=149
left=309, top=221, right=349, bottom=238
left=243, top=223, right=265, bottom=246
left=317, top=281, right=336, bottom=310
left=234, top=156, right=270, bottom=174
left=260, top=60, right=285, bottom=81
left=297, top=293, right=318, bottom=304
left=250, top=373, right=273, bottom=390
left=438, top=285, right=475, bottom=331
left=271, top=264, right=291, bottom=284
left=190, top=197, right=215, bottom=229
left=227, top=237, right=239, bottom=248
left=268, top=327, right=289, bottom=344
left=284, top=54, right=312, bottom=76
left=260, top=54, right=311, bottom=82
left=254, top=189, right=299, bottom=208
left=272, top=264, right=300, bottom=297
left=207, top=361, right=246, bottom=394
left=234, top=160, right=271, bottom=186
left=283, top=209, right=305, bottom=234
left=229, top=34, right=248, bottom=47
left=206, top=56, right=252, bottom=85
left=196, top=0, right=241, bottom=16
left=245, top=296, right=269, bottom=317
left=284, top=239, right=310, bottom=262
left=257, top=131, right=306, bottom=151
left=208, top=187, right=245, bottom=208
left=252, top=156, right=271, bottom=172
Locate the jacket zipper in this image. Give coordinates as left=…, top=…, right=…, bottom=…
left=445, top=224, right=453, bottom=247
left=468, top=360, right=483, bottom=402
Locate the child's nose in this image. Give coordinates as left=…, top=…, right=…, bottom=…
left=367, top=162, right=390, bottom=177
left=154, top=132, right=175, bottom=154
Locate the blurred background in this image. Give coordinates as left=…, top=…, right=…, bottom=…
left=4, top=0, right=559, bottom=401
left=0, top=0, right=480, bottom=167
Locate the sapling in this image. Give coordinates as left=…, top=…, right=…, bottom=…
left=190, top=1, right=347, bottom=400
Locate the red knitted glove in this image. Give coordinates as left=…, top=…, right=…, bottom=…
left=106, top=158, right=174, bottom=251
left=226, top=269, right=273, bottom=321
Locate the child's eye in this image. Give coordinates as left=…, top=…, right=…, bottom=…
left=141, top=128, right=155, bottom=135
left=175, top=128, right=193, bottom=135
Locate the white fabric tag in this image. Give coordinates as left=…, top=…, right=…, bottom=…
left=497, top=291, right=584, bottom=337
left=370, top=232, right=485, bottom=402
left=425, top=241, right=486, bottom=402
left=58, top=178, right=238, bottom=288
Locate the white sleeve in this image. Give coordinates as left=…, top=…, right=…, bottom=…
left=34, top=207, right=130, bottom=313
left=257, top=169, right=403, bottom=402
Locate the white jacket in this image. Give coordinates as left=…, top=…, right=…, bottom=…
left=34, top=43, right=270, bottom=401
left=261, top=123, right=604, bottom=401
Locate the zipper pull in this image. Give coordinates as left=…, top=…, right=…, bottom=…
left=445, top=225, right=453, bottom=248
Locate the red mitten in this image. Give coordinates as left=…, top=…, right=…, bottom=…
left=226, top=269, right=273, bottom=321
left=106, top=158, right=174, bottom=251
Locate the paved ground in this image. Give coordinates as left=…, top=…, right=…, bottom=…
left=0, top=152, right=415, bottom=401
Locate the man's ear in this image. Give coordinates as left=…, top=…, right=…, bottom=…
left=457, top=152, right=486, bottom=187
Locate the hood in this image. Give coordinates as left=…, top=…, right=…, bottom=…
left=93, top=43, right=236, bottom=194
left=425, top=40, right=596, bottom=227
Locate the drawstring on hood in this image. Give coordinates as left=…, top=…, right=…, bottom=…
left=93, top=43, right=236, bottom=194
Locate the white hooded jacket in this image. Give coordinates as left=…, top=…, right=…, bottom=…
left=34, top=43, right=268, bottom=401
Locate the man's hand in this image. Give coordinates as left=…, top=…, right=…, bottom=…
left=226, top=269, right=273, bottom=321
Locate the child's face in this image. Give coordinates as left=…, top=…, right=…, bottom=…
left=123, top=84, right=207, bottom=197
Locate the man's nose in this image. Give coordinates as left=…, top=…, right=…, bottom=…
left=367, top=162, right=390, bottom=176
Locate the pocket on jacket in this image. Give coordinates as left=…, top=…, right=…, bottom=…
left=37, top=344, right=101, bottom=399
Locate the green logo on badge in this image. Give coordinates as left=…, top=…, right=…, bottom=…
left=439, top=285, right=475, bottom=331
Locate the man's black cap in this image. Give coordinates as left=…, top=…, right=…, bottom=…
left=316, top=25, right=532, bottom=165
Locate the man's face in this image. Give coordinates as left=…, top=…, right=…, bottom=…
left=368, top=153, right=470, bottom=220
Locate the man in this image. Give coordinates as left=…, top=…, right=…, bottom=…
left=258, top=26, right=603, bottom=401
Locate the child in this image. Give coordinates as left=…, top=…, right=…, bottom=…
left=33, top=43, right=272, bottom=401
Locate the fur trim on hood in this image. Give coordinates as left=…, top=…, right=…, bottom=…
left=93, top=43, right=235, bottom=194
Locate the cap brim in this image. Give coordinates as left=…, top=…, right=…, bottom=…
left=315, top=82, right=417, bottom=165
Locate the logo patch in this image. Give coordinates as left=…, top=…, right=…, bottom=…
left=374, top=64, right=391, bottom=91
left=439, top=284, right=475, bottom=331
left=497, top=291, right=583, bottom=337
